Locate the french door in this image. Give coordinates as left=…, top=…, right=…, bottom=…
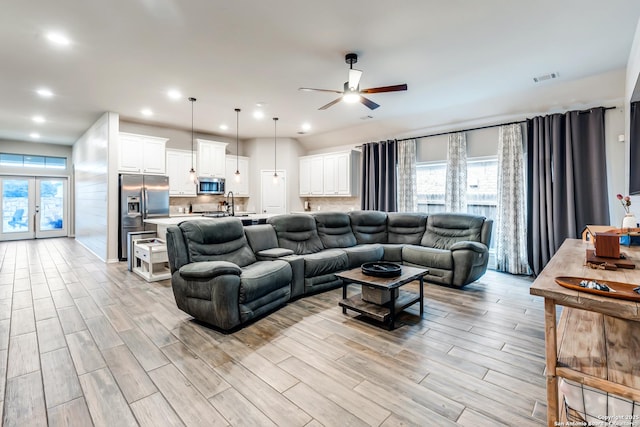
left=0, top=176, right=68, bottom=241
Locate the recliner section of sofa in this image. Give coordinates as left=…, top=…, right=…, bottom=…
left=267, top=214, right=348, bottom=297
left=166, top=218, right=292, bottom=331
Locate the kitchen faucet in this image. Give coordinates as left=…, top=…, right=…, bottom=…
left=226, top=191, right=234, bottom=216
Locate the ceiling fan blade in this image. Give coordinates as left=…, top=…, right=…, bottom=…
left=348, top=69, right=362, bottom=90
left=360, top=84, right=408, bottom=94
left=299, top=87, right=343, bottom=94
left=319, top=98, right=343, bottom=110
left=360, top=96, right=380, bottom=110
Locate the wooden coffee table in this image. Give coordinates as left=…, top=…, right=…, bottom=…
left=336, top=265, right=428, bottom=330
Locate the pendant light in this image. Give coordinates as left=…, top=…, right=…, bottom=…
left=272, top=117, right=279, bottom=184
left=234, top=108, right=241, bottom=182
left=188, top=97, right=197, bottom=183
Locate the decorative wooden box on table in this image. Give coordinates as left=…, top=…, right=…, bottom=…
left=530, top=239, right=640, bottom=426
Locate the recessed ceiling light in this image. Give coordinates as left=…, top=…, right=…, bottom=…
left=32, top=115, right=46, bottom=124
left=219, top=124, right=229, bottom=131
left=141, top=108, right=153, bottom=117
left=253, top=110, right=264, bottom=120
left=36, top=88, right=53, bottom=98
left=301, top=123, right=311, bottom=132
left=29, top=132, right=40, bottom=139
left=167, top=89, right=182, bottom=100
left=46, top=32, right=71, bottom=46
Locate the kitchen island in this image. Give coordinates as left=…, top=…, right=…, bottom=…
left=145, top=213, right=275, bottom=239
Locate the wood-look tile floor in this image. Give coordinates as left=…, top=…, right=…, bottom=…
left=0, top=238, right=547, bottom=426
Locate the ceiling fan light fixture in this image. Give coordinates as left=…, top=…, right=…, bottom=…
left=343, top=92, right=360, bottom=103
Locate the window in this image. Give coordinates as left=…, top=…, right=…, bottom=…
left=416, top=157, right=498, bottom=247
left=0, top=153, right=66, bottom=169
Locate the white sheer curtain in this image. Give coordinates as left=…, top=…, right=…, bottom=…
left=397, top=139, right=417, bottom=212
left=496, top=124, right=530, bottom=274
left=445, top=132, right=467, bottom=212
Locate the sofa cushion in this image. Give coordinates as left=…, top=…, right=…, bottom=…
left=239, top=260, right=292, bottom=304
left=179, top=218, right=257, bottom=267
left=421, top=213, right=485, bottom=250
left=313, top=212, right=357, bottom=248
left=342, top=244, right=384, bottom=268
left=301, top=249, right=349, bottom=278
left=348, top=210, right=388, bottom=244
left=268, top=214, right=324, bottom=254
left=402, top=245, right=453, bottom=270
left=387, top=213, right=427, bottom=244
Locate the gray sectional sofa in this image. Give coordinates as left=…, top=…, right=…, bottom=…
left=166, top=210, right=492, bottom=331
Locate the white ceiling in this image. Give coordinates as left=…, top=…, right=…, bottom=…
left=2, top=1, right=640, bottom=149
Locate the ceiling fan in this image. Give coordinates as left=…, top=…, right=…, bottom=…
left=299, top=53, right=408, bottom=110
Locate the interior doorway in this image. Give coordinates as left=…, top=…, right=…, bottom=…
left=0, top=176, right=68, bottom=241
left=260, top=170, right=287, bottom=215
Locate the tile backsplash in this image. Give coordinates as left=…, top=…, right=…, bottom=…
left=169, top=195, right=251, bottom=214
left=300, top=197, right=360, bottom=213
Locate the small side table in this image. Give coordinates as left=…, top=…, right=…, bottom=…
left=133, top=238, right=171, bottom=282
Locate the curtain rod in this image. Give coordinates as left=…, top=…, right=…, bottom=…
left=358, top=106, right=617, bottom=146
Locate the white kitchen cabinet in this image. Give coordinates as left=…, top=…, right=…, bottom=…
left=310, top=156, right=324, bottom=195
left=118, top=132, right=168, bottom=174
left=197, top=139, right=227, bottom=178
left=299, top=157, right=312, bottom=195
left=225, top=155, right=250, bottom=196
left=299, top=150, right=359, bottom=197
left=166, top=149, right=197, bottom=196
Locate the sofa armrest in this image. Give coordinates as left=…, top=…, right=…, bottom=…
left=179, top=261, right=242, bottom=279
left=450, top=241, right=487, bottom=253
left=257, top=248, right=295, bottom=259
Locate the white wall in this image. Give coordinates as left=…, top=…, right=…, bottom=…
left=245, top=137, right=305, bottom=213
left=73, top=112, right=118, bottom=261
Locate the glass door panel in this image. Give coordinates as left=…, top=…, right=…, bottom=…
left=1, top=178, right=35, bottom=240
left=36, top=178, right=67, bottom=238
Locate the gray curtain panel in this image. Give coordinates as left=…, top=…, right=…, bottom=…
left=629, top=101, right=640, bottom=194
left=361, top=140, right=397, bottom=212
left=526, top=107, right=609, bottom=275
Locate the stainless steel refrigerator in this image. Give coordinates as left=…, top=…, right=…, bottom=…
left=119, top=174, right=170, bottom=260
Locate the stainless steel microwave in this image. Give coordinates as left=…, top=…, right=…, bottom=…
left=197, top=177, right=225, bottom=195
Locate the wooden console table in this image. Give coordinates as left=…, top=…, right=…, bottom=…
left=530, top=239, right=640, bottom=426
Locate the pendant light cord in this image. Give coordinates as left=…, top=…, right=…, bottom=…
left=235, top=108, right=241, bottom=173
left=189, top=97, right=196, bottom=170
left=273, top=117, right=278, bottom=176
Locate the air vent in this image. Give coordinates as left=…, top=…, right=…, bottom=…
left=533, top=72, right=559, bottom=83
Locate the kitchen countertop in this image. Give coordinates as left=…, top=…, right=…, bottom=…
left=145, top=213, right=277, bottom=226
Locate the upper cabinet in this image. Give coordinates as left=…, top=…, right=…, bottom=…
left=197, top=139, right=227, bottom=178
left=166, top=149, right=197, bottom=196
left=118, top=132, right=168, bottom=174
left=299, top=150, right=360, bottom=197
left=225, top=155, right=250, bottom=196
